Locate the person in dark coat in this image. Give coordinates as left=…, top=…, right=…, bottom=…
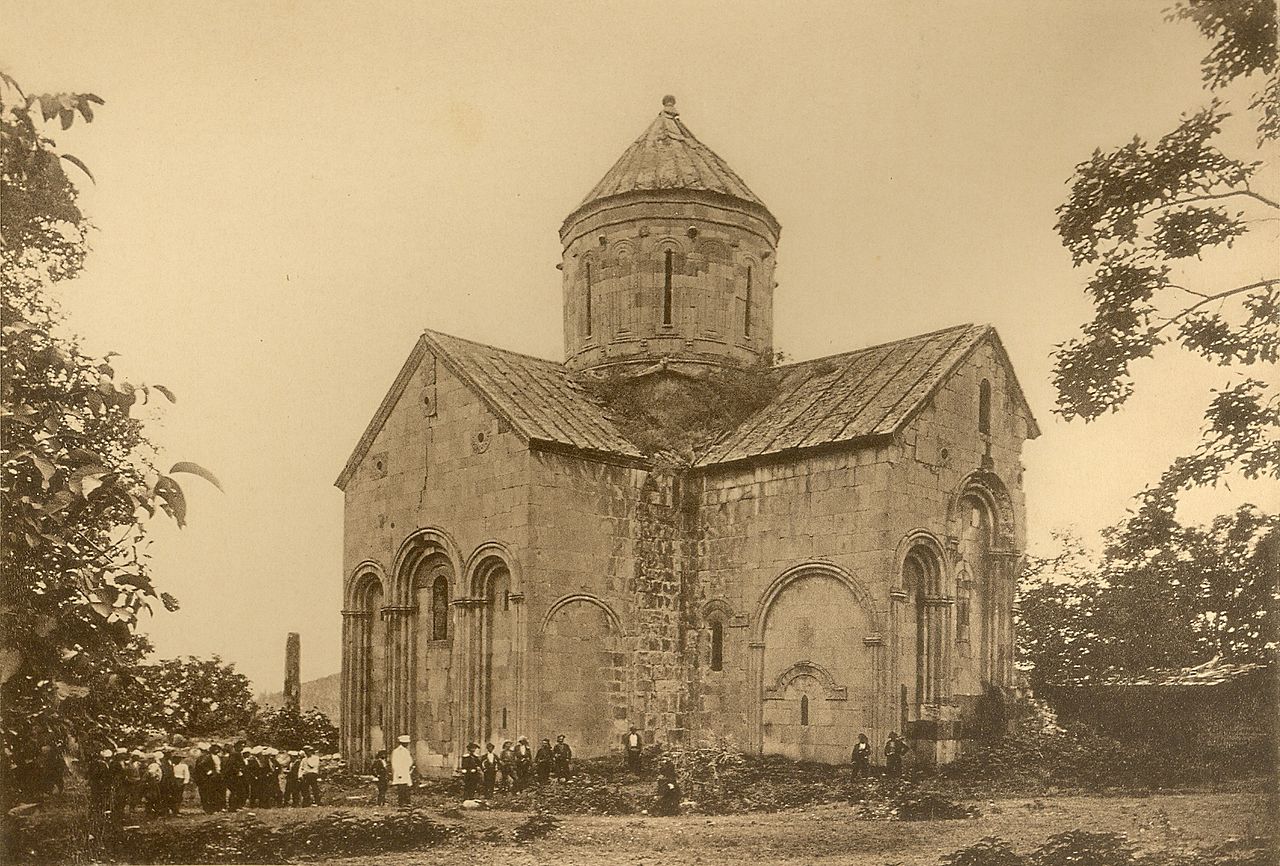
left=884, top=732, right=908, bottom=777
left=461, top=743, right=483, bottom=799
left=652, top=760, right=681, bottom=816
left=480, top=743, right=499, bottom=798
left=552, top=735, right=572, bottom=782
left=108, top=749, right=130, bottom=817
left=513, top=736, right=533, bottom=792
left=534, top=739, right=553, bottom=786
left=623, top=727, right=644, bottom=775
left=86, top=749, right=113, bottom=815
left=244, top=748, right=262, bottom=808
left=224, top=743, right=248, bottom=812
left=370, top=750, right=389, bottom=806
left=851, top=732, right=872, bottom=779
left=195, top=743, right=227, bottom=812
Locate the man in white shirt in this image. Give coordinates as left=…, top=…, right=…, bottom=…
left=624, top=727, right=644, bottom=775
left=299, top=746, right=322, bottom=806
left=169, top=751, right=191, bottom=815
left=389, top=735, right=414, bottom=807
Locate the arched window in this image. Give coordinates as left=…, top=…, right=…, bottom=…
left=710, top=620, right=724, bottom=672
left=978, top=379, right=992, bottom=435
left=431, top=575, right=450, bottom=640
left=585, top=263, right=593, bottom=338
left=956, top=580, right=971, bottom=644
left=799, top=694, right=810, bottom=726
left=744, top=265, right=753, bottom=336
left=663, top=249, right=674, bottom=325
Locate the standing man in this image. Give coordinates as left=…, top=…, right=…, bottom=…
left=884, top=732, right=908, bottom=778
left=389, top=734, right=414, bottom=807
left=461, top=742, right=482, bottom=800
left=513, top=736, right=533, bottom=793
left=224, top=742, right=248, bottom=812
left=86, top=749, right=113, bottom=815
left=192, top=743, right=222, bottom=813
left=623, top=726, right=643, bottom=775
left=370, top=750, right=389, bottom=806
left=167, top=749, right=190, bottom=815
left=552, top=734, right=573, bottom=782
left=534, top=739, right=553, bottom=786
left=851, top=733, right=872, bottom=779
left=480, top=743, right=499, bottom=798
left=244, top=747, right=262, bottom=808
left=299, top=746, right=322, bottom=806
left=498, top=741, right=515, bottom=793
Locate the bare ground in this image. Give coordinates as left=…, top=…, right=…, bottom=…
left=322, top=791, right=1275, bottom=866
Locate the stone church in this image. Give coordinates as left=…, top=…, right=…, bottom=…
left=336, top=97, right=1038, bottom=775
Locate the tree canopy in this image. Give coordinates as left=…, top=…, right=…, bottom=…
left=1051, top=0, right=1278, bottom=537
left=1, top=73, right=217, bottom=793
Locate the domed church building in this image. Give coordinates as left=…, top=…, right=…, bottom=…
left=336, top=97, right=1039, bottom=775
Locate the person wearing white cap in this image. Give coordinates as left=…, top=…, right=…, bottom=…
left=390, top=735, right=414, bottom=807
left=85, top=749, right=112, bottom=814
left=167, top=748, right=190, bottom=815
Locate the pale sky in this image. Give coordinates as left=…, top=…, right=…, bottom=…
left=5, top=1, right=1276, bottom=694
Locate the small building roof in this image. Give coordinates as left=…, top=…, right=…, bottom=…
left=565, top=96, right=776, bottom=230
left=336, top=323, right=1038, bottom=487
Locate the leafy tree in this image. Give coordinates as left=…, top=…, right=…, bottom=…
left=1, top=73, right=217, bottom=796
left=1018, top=506, right=1278, bottom=685
left=248, top=707, right=339, bottom=753
left=1052, top=0, right=1278, bottom=535
left=113, top=655, right=258, bottom=738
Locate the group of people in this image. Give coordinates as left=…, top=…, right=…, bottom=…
left=83, top=741, right=325, bottom=819
left=373, top=733, right=577, bottom=806
left=850, top=731, right=911, bottom=778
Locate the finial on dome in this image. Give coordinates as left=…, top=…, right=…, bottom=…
left=661, top=94, right=678, bottom=115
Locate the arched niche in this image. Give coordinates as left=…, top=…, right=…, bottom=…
left=539, top=594, right=626, bottom=757
left=392, top=527, right=463, bottom=606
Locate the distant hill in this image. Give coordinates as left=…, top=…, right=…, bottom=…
left=258, top=671, right=341, bottom=722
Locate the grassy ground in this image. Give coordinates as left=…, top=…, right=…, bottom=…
left=322, top=791, right=1275, bottom=865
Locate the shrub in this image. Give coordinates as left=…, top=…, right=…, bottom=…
left=247, top=707, right=338, bottom=753
left=1031, top=831, right=1134, bottom=866
left=512, top=813, right=562, bottom=843
left=941, top=836, right=1026, bottom=866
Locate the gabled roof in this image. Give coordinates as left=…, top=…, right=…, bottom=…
left=567, top=97, right=774, bottom=226
left=334, top=330, right=644, bottom=489
left=336, top=323, right=1040, bottom=488
left=695, top=323, right=1040, bottom=468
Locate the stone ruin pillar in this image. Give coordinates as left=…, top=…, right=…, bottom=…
left=285, top=632, right=301, bottom=714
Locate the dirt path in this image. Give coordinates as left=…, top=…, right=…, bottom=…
left=325, top=792, right=1274, bottom=865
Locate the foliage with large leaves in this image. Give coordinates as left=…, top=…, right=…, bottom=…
left=1052, top=0, right=1278, bottom=536
left=1, top=73, right=217, bottom=799
left=1017, top=505, right=1278, bottom=686
left=109, top=655, right=258, bottom=738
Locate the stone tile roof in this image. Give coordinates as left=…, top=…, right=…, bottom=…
left=421, top=330, right=644, bottom=461
left=337, top=322, right=1036, bottom=488
left=695, top=323, right=1019, bottom=467
left=572, top=97, right=771, bottom=217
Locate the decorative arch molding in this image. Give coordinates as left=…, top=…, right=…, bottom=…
left=892, top=529, right=951, bottom=596
left=751, top=560, right=882, bottom=641
left=345, top=561, right=387, bottom=610
left=539, top=593, right=624, bottom=636
left=464, top=540, right=522, bottom=598
left=391, top=527, right=463, bottom=606
left=947, top=469, right=1016, bottom=551
left=763, top=660, right=848, bottom=701
left=700, top=597, right=735, bottom=625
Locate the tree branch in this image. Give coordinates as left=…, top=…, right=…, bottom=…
left=1150, top=278, right=1280, bottom=336
left=1140, top=189, right=1280, bottom=217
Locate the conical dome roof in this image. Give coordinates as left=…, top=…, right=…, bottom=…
left=566, top=96, right=775, bottom=227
